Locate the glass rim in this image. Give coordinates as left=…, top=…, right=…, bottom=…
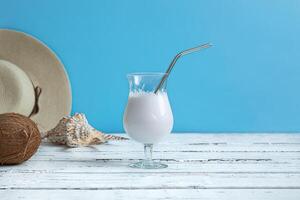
left=127, top=72, right=167, bottom=77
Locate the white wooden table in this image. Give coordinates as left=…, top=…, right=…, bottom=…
left=1, top=134, right=300, bottom=199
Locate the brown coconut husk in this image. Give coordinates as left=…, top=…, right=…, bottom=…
left=0, top=113, right=41, bottom=165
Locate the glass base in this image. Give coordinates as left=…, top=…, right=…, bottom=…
left=129, top=160, right=168, bottom=169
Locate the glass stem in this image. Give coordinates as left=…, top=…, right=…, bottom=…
left=144, top=144, right=153, bottom=163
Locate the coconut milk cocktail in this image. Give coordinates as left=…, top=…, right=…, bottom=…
left=123, top=43, right=212, bottom=169
left=123, top=73, right=173, bottom=169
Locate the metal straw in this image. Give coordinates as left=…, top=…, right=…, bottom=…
left=154, top=43, right=212, bottom=94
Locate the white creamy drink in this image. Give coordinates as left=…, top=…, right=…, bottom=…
left=123, top=91, right=173, bottom=144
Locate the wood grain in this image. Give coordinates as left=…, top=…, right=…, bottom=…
left=1, top=134, right=300, bottom=200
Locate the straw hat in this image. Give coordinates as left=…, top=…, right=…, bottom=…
left=0, top=29, right=72, bottom=132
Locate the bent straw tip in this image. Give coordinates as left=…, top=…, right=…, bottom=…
left=204, top=42, right=213, bottom=47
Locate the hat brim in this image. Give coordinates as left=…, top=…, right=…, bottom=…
left=0, top=29, right=72, bottom=132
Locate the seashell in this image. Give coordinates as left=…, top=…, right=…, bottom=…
left=43, top=113, right=128, bottom=147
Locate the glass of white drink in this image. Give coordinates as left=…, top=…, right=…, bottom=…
left=123, top=73, right=173, bottom=169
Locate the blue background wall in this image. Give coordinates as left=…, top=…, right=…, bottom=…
left=1, top=0, right=300, bottom=132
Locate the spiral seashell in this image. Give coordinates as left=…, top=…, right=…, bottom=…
left=43, top=113, right=128, bottom=147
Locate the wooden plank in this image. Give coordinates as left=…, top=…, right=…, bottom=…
left=38, top=133, right=300, bottom=153
left=40, top=134, right=300, bottom=149
left=37, top=141, right=300, bottom=152
left=27, top=150, right=300, bottom=162
left=110, top=133, right=300, bottom=144
left=1, top=189, right=300, bottom=200
left=1, top=172, right=300, bottom=189
left=1, top=159, right=300, bottom=173
left=32, top=142, right=300, bottom=162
